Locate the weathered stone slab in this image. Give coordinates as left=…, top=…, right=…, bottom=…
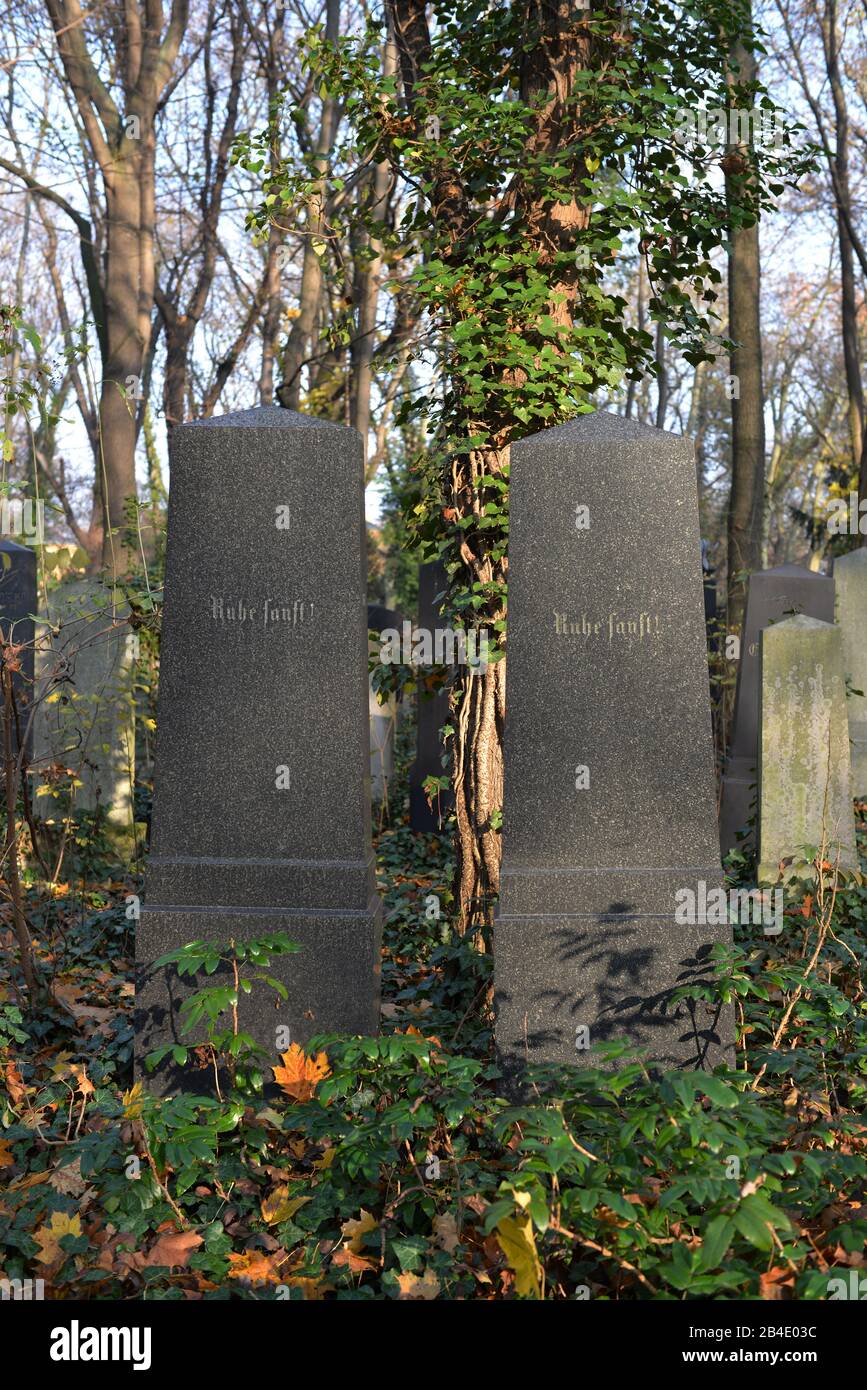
left=834, top=548, right=867, bottom=798
left=719, top=564, right=835, bottom=857
left=137, top=407, right=381, bottom=1089
left=35, top=577, right=136, bottom=840
left=495, top=412, right=730, bottom=1082
left=757, top=614, right=857, bottom=880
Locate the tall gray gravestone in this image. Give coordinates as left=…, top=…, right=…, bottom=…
left=137, top=408, right=382, bottom=1089
left=834, top=548, right=867, bottom=798
left=0, top=539, right=37, bottom=758
left=409, top=561, right=454, bottom=832
left=719, top=564, right=834, bottom=857
left=495, top=413, right=729, bottom=1081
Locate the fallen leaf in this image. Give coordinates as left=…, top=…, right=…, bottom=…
left=341, top=1208, right=378, bottom=1253
left=495, top=1213, right=542, bottom=1299
left=226, top=1250, right=283, bottom=1285
left=0, top=1139, right=14, bottom=1168
left=146, top=1229, right=203, bottom=1270
left=34, top=1212, right=82, bottom=1265
left=397, top=1269, right=440, bottom=1300
left=261, top=1186, right=311, bottom=1225
left=272, top=1044, right=330, bottom=1101
left=4, top=1061, right=26, bottom=1106
left=433, top=1213, right=460, bottom=1253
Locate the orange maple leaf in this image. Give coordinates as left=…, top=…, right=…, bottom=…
left=226, top=1250, right=283, bottom=1285
left=272, top=1044, right=330, bottom=1101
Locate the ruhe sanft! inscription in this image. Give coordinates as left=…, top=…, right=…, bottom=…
left=552, top=610, right=663, bottom=643
left=209, top=596, right=313, bottom=627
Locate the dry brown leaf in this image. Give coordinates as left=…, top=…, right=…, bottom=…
left=4, top=1061, right=26, bottom=1106
left=433, top=1213, right=460, bottom=1253
left=146, top=1229, right=203, bottom=1270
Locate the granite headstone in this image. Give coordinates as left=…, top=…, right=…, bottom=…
left=719, top=564, right=835, bottom=857
left=757, top=614, right=857, bottom=880
left=495, top=412, right=730, bottom=1081
left=137, top=407, right=382, bottom=1089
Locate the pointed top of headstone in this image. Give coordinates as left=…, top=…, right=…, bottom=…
left=765, top=613, right=834, bottom=634
left=184, top=405, right=352, bottom=432
left=0, top=537, right=34, bottom=556
left=517, top=409, right=680, bottom=448
left=761, top=562, right=825, bottom=578
left=834, top=547, right=867, bottom=570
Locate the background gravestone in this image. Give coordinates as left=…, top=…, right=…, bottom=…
left=495, top=412, right=729, bottom=1081
left=409, top=561, right=454, bottom=832
left=833, top=548, right=867, bottom=798
left=0, top=539, right=37, bottom=759
left=367, top=603, right=403, bottom=805
left=137, top=407, right=381, bottom=1089
left=757, top=615, right=857, bottom=880
left=35, top=577, right=136, bottom=842
left=719, top=564, right=834, bottom=857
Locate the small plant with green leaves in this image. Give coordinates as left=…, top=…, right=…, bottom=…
left=145, top=932, right=299, bottom=1099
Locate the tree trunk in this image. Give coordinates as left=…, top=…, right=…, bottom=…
left=725, top=32, right=765, bottom=639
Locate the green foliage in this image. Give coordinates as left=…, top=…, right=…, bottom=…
left=146, top=933, right=300, bottom=1099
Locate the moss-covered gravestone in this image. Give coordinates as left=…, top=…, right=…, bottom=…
left=757, top=615, right=857, bottom=881
left=834, top=549, right=867, bottom=798
left=35, top=578, right=137, bottom=843
left=495, top=413, right=730, bottom=1082
left=137, top=407, right=382, bottom=1090
left=719, top=564, right=834, bottom=858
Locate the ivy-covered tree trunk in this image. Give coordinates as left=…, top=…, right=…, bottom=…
left=386, top=0, right=589, bottom=928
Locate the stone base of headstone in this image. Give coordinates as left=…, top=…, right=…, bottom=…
left=136, top=905, right=381, bottom=1093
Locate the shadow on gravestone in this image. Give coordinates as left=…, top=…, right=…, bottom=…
left=0, top=539, right=37, bottom=760
left=833, top=549, right=867, bottom=799
left=367, top=603, right=404, bottom=805
left=137, top=407, right=382, bottom=1093
left=409, top=561, right=455, bottom=832
left=719, top=564, right=834, bottom=860
left=757, top=615, right=857, bottom=882
left=495, top=413, right=731, bottom=1085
